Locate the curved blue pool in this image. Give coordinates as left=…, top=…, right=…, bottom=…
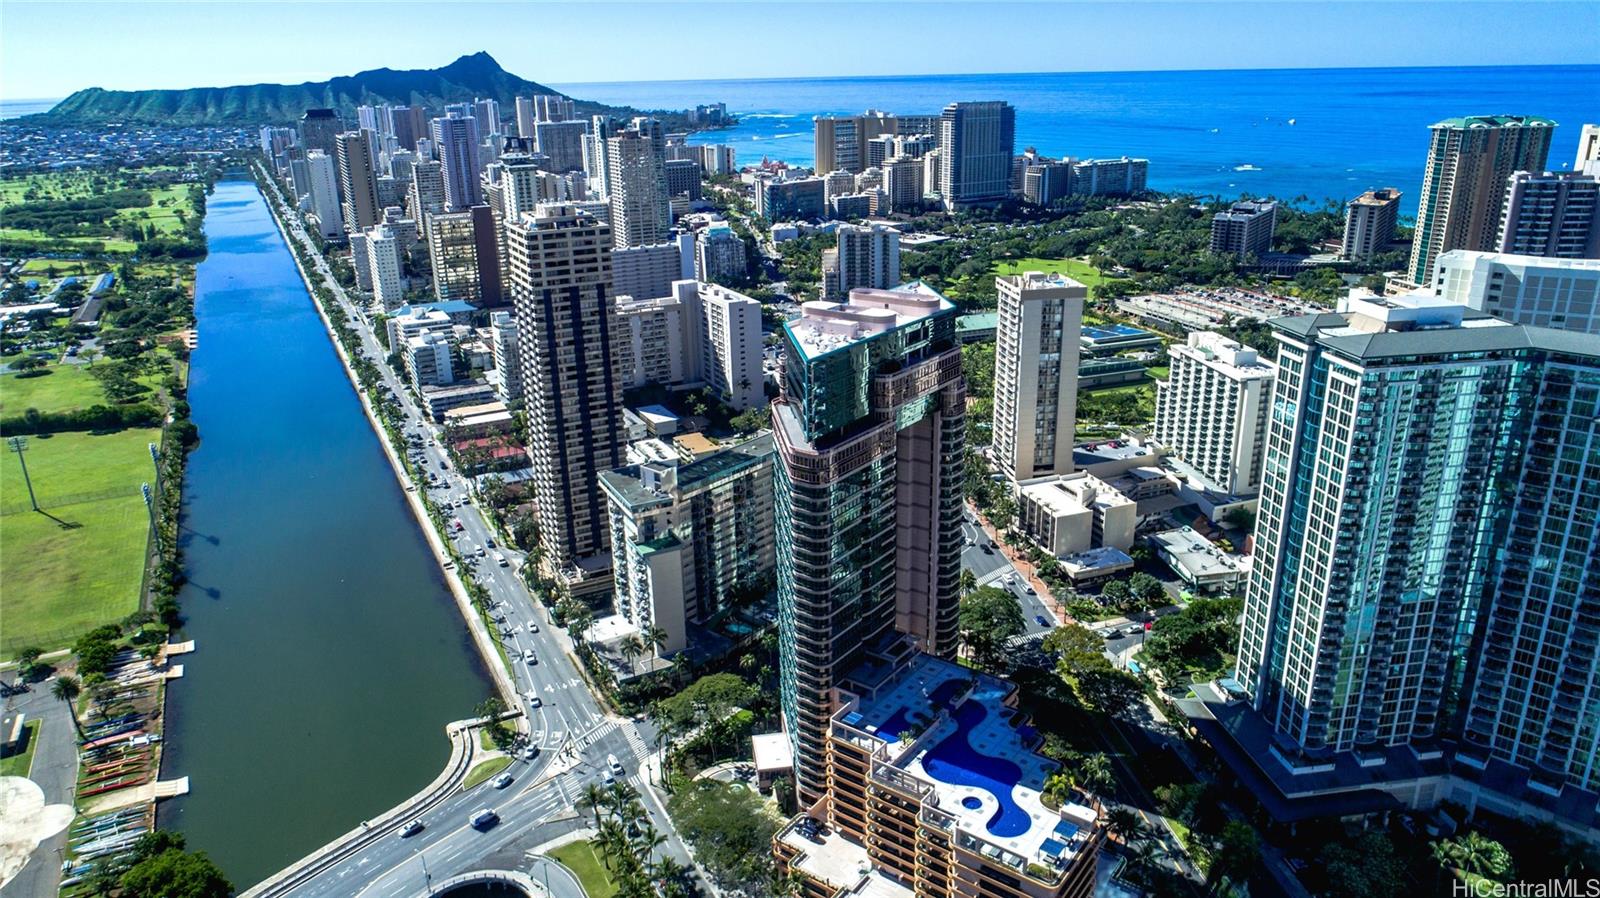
left=923, top=700, right=1031, bottom=837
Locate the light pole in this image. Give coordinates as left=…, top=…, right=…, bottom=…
left=8, top=436, right=38, bottom=511
left=142, top=483, right=160, bottom=553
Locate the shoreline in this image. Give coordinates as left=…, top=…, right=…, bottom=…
left=246, top=167, right=520, bottom=713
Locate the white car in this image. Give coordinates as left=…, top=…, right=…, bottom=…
left=398, top=819, right=424, bottom=839
left=493, top=774, right=514, bottom=789
left=494, top=552, right=508, bottom=567
left=525, top=691, right=542, bottom=708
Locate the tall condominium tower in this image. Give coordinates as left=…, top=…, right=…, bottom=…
left=489, top=310, right=522, bottom=404
left=304, top=150, right=344, bottom=238
left=937, top=101, right=1016, bottom=210
left=1152, top=332, right=1276, bottom=495
left=606, top=119, right=670, bottom=249
left=1495, top=171, right=1600, bottom=259
left=432, top=111, right=483, bottom=211
left=535, top=120, right=589, bottom=173
left=992, top=272, right=1085, bottom=482
left=507, top=204, right=627, bottom=595
left=772, top=282, right=966, bottom=804
left=1407, top=115, right=1556, bottom=285
left=392, top=105, right=427, bottom=152
left=1210, top=200, right=1278, bottom=258
left=515, top=97, right=537, bottom=139
left=812, top=110, right=899, bottom=175
left=298, top=108, right=341, bottom=158
left=473, top=98, right=501, bottom=136
left=831, top=223, right=901, bottom=297
left=408, top=160, right=446, bottom=243
left=1342, top=188, right=1402, bottom=259
left=335, top=131, right=380, bottom=231
left=1237, top=290, right=1600, bottom=801
left=426, top=206, right=503, bottom=305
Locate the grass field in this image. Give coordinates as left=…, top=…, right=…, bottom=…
left=462, top=756, right=514, bottom=790
left=0, top=169, right=193, bottom=252
left=0, top=428, right=160, bottom=653
left=991, top=257, right=1125, bottom=293
left=549, top=840, right=617, bottom=898
left=1, top=366, right=110, bottom=416
left=0, top=720, right=41, bottom=777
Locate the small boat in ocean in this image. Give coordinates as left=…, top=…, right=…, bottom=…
left=1288, top=118, right=1297, bottom=125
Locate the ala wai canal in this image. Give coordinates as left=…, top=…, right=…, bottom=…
left=157, top=178, right=492, bottom=887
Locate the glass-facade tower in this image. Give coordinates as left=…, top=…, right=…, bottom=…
left=772, top=283, right=966, bottom=805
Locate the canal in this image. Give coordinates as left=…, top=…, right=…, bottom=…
left=158, top=178, right=493, bottom=888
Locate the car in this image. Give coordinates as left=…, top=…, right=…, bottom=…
left=523, top=650, right=537, bottom=664
left=523, top=745, right=540, bottom=761
left=485, top=537, right=496, bottom=548
left=982, top=545, right=994, bottom=554
left=493, top=774, right=514, bottom=789
left=1126, top=625, right=1146, bottom=637
left=452, top=518, right=465, bottom=531
left=470, top=809, right=499, bottom=829
left=1102, top=629, right=1119, bottom=640
left=440, top=460, right=449, bottom=469
left=398, top=819, right=424, bottom=839
left=608, top=754, right=624, bottom=775
left=494, top=552, right=508, bottom=567
left=527, top=623, right=538, bottom=633
left=602, top=770, right=615, bottom=785
left=476, top=546, right=487, bottom=558
left=1034, top=615, right=1049, bottom=627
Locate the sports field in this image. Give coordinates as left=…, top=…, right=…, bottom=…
left=991, top=256, right=1124, bottom=293
left=0, top=428, right=159, bottom=653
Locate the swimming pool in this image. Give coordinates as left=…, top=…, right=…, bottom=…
left=922, top=700, right=1031, bottom=838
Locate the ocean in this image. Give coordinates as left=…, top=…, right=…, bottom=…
left=0, top=98, right=59, bottom=120
left=554, top=65, right=1599, bottom=206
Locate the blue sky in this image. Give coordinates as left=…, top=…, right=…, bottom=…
left=2, top=1, right=1597, bottom=100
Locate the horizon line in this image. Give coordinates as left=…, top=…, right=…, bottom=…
left=5, top=58, right=1597, bottom=104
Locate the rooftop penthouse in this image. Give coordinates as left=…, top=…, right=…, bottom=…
left=785, top=281, right=953, bottom=360
left=777, top=646, right=1103, bottom=898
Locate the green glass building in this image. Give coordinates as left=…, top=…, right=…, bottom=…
left=772, top=282, right=966, bottom=805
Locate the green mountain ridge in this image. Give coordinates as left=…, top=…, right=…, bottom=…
left=32, top=52, right=643, bottom=127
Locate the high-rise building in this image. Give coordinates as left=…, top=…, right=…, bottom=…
left=335, top=131, right=381, bottom=231
left=1210, top=200, right=1278, bottom=258
left=694, top=144, right=736, bottom=176
left=1433, top=250, right=1600, bottom=334
left=515, top=97, right=537, bottom=139
left=366, top=226, right=406, bottom=311
left=694, top=222, right=748, bottom=284
left=408, top=159, right=446, bottom=241
left=1236, top=288, right=1600, bottom=806
left=664, top=158, right=702, bottom=201
left=773, top=281, right=966, bottom=804
left=1495, top=171, right=1600, bottom=259
left=305, top=150, right=345, bottom=238
left=611, top=236, right=694, bottom=302
left=1342, top=188, right=1403, bottom=259
left=1577, top=123, right=1600, bottom=175
left=298, top=108, right=342, bottom=158
left=1023, top=160, right=1073, bottom=207
left=584, top=115, right=621, bottom=197
left=535, top=119, right=589, bottom=173
left=600, top=433, right=776, bottom=655
left=1408, top=115, right=1556, bottom=285
left=992, top=272, right=1085, bottom=482
left=812, top=110, right=899, bottom=175
left=531, top=94, right=575, bottom=124
left=606, top=119, right=671, bottom=249
left=882, top=157, right=925, bottom=213
left=489, top=311, right=522, bottom=404
left=473, top=98, right=501, bottom=136
left=426, top=206, right=503, bottom=304
left=1070, top=156, right=1149, bottom=197
left=349, top=231, right=374, bottom=291
left=612, top=279, right=763, bottom=412
left=831, top=223, right=900, bottom=298
left=403, top=331, right=454, bottom=389
left=753, top=176, right=826, bottom=220
left=938, top=101, right=1016, bottom=210
left=1152, top=332, right=1276, bottom=495
left=392, top=105, right=427, bottom=153
left=356, top=104, right=380, bottom=134
left=507, top=204, right=627, bottom=594
left=432, top=111, right=483, bottom=211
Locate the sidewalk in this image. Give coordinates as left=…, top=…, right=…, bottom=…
left=969, top=504, right=1069, bottom=622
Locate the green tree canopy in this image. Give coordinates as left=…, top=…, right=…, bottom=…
left=959, top=586, right=1025, bottom=671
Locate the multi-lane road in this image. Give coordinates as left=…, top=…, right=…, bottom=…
left=256, top=172, right=698, bottom=896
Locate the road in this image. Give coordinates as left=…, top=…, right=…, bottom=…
left=0, top=679, right=77, bottom=898
left=254, top=169, right=700, bottom=896
left=961, top=515, right=1056, bottom=635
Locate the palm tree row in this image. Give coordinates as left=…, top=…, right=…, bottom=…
left=581, top=781, right=693, bottom=898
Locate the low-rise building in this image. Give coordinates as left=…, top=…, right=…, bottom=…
left=1148, top=526, right=1243, bottom=593
left=1078, top=323, right=1162, bottom=356
left=442, top=400, right=514, bottom=438
left=404, top=331, right=454, bottom=389
left=1016, top=471, right=1136, bottom=557
left=420, top=381, right=496, bottom=421
left=598, top=432, right=776, bottom=655
left=386, top=308, right=454, bottom=351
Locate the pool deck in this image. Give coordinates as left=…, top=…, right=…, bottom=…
left=837, top=653, right=1098, bottom=872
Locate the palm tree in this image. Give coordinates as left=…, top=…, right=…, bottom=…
left=138, top=643, right=161, bottom=669
left=581, top=782, right=608, bottom=827
left=1080, top=752, right=1115, bottom=797
left=52, top=675, right=83, bottom=739
left=1440, top=831, right=1514, bottom=879
left=642, top=625, right=668, bottom=666
left=1106, top=806, right=1146, bottom=845
left=621, top=635, right=646, bottom=674
left=1126, top=837, right=1168, bottom=884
